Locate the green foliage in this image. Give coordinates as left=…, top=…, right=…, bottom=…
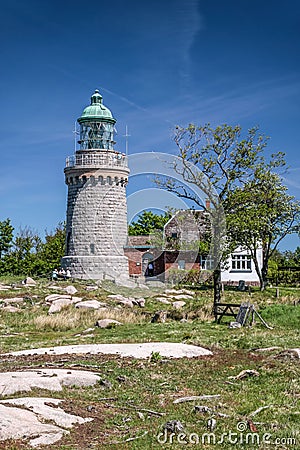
left=227, top=169, right=300, bottom=289
left=38, top=222, right=66, bottom=273
left=0, top=218, right=14, bottom=259
left=128, top=211, right=170, bottom=236
left=0, top=221, right=66, bottom=277
left=156, top=123, right=300, bottom=293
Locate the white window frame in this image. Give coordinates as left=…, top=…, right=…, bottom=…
left=231, top=254, right=251, bottom=272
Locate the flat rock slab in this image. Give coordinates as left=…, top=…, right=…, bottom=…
left=277, top=348, right=300, bottom=359
left=0, top=369, right=101, bottom=396
left=0, top=397, right=92, bottom=447
left=7, top=342, right=213, bottom=359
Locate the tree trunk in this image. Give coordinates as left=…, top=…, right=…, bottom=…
left=213, top=266, right=222, bottom=320
left=260, top=262, right=269, bottom=291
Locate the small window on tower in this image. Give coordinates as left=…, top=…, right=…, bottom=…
left=90, top=244, right=95, bottom=254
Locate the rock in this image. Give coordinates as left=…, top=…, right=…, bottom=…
left=0, top=402, right=66, bottom=447
left=164, top=289, right=194, bottom=297
left=48, top=285, right=64, bottom=290
left=86, top=285, right=99, bottom=291
left=70, top=296, right=83, bottom=303
left=45, top=294, right=71, bottom=303
left=172, top=294, right=193, bottom=300
left=151, top=311, right=167, bottom=323
left=228, top=369, right=260, bottom=380
left=277, top=348, right=300, bottom=359
left=0, top=397, right=92, bottom=447
left=48, top=299, right=73, bottom=314
left=64, top=285, right=77, bottom=295
left=95, top=319, right=123, bottom=329
left=229, top=321, right=242, bottom=328
left=0, top=369, right=101, bottom=396
left=172, top=301, right=186, bottom=309
left=155, top=297, right=171, bottom=304
left=133, top=297, right=145, bottom=307
left=100, top=379, right=112, bottom=389
left=1, top=297, right=24, bottom=304
left=207, top=418, right=217, bottom=431
left=82, top=327, right=95, bottom=334
left=117, top=375, right=127, bottom=383
left=75, top=300, right=103, bottom=310
left=163, top=420, right=184, bottom=433
left=1, top=305, right=20, bottom=313
left=8, top=342, right=213, bottom=359
left=22, top=277, right=36, bottom=286
left=0, top=284, right=10, bottom=291
left=107, top=294, right=126, bottom=301
left=179, top=289, right=195, bottom=296
left=254, top=346, right=282, bottom=352
left=180, top=318, right=188, bottom=323
left=164, top=289, right=182, bottom=295
left=194, top=405, right=213, bottom=414
left=118, top=299, right=134, bottom=308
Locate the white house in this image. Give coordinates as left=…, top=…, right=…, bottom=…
left=221, top=246, right=263, bottom=287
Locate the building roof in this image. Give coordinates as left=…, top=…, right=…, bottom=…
left=78, top=90, right=116, bottom=124
left=125, top=235, right=153, bottom=248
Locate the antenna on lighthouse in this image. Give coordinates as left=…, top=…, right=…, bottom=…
left=123, top=125, right=130, bottom=155
left=73, top=121, right=79, bottom=152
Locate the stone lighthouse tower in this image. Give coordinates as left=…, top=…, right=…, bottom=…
left=62, top=89, right=129, bottom=280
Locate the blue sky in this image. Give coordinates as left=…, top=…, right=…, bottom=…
left=0, top=0, right=300, bottom=249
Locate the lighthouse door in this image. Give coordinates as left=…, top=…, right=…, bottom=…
left=142, top=252, right=154, bottom=276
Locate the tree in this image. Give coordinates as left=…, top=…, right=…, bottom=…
left=38, top=222, right=66, bottom=274
left=4, top=226, right=42, bottom=276
left=0, top=218, right=14, bottom=259
left=156, top=123, right=287, bottom=312
left=128, top=211, right=170, bottom=236
left=227, top=169, right=300, bottom=290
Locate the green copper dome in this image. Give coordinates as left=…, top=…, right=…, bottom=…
left=78, top=89, right=116, bottom=124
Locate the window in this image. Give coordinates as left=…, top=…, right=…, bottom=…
left=231, top=254, right=251, bottom=271
left=200, top=255, right=214, bottom=270
left=178, top=260, right=185, bottom=270
left=171, top=232, right=178, bottom=238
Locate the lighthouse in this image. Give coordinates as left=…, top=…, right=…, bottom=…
left=62, top=90, right=130, bottom=281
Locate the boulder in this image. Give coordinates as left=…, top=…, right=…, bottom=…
left=48, top=299, right=73, bottom=314
left=64, top=285, right=78, bottom=295
left=1, top=297, right=24, bottom=304
left=1, top=305, right=20, bottom=313
left=0, top=369, right=101, bottom=396
left=8, top=342, right=214, bottom=359
left=155, top=297, right=171, bottom=305
left=172, top=301, right=186, bottom=309
left=75, top=300, right=103, bottom=310
left=95, top=319, right=123, bottom=329
left=136, top=297, right=145, bottom=307
left=22, top=277, right=36, bottom=286
left=278, top=348, right=300, bottom=359
left=86, top=285, right=99, bottom=291
left=45, top=294, right=71, bottom=303
left=172, top=294, right=193, bottom=300
left=0, top=397, right=92, bottom=447
left=107, top=294, right=126, bottom=301
left=118, top=298, right=134, bottom=308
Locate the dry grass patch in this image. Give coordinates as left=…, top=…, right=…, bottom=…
left=33, top=306, right=147, bottom=331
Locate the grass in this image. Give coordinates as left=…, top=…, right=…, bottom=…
left=0, top=276, right=299, bottom=449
